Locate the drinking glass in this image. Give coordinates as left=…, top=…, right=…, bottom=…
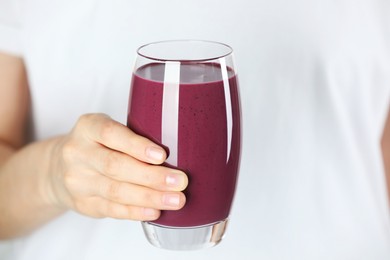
left=127, top=40, right=241, bottom=250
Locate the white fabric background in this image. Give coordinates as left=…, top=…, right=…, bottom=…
left=1, top=0, right=390, bottom=259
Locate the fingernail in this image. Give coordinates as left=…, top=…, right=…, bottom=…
left=146, top=147, right=164, bottom=162
left=166, top=173, right=187, bottom=190
left=162, top=194, right=181, bottom=207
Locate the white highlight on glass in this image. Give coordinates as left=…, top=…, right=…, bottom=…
left=219, top=58, right=233, bottom=163
left=162, top=61, right=181, bottom=166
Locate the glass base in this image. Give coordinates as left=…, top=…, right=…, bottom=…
left=141, top=219, right=229, bottom=251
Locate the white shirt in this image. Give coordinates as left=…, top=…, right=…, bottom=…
left=1, top=0, right=390, bottom=259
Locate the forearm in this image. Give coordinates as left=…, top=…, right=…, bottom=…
left=0, top=138, right=65, bottom=239
left=381, top=144, right=390, bottom=204
left=381, top=108, right=390, bottom=204
left=0, top=53, right=65, bottom=239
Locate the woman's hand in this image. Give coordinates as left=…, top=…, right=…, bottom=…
left=46, top=113, right=188, bottom=221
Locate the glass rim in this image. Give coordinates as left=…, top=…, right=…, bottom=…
left=136, top=39, right=233, bottom=62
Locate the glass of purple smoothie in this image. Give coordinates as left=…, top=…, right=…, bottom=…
left=127, top=40, right=241, bottom=250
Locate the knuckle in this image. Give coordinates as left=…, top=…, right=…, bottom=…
left=144, top=190, right=161, bottom=208
left=99, top=120, right=117, bottom=141
left=141, top=166, right=166, bottom=189
left=103, top=151, right=121, bottom=177
left=108, top=205, right=136, bottom=220
left=62, top=170, right=76, bottom=189
left=129, top=211, right=143, bottom=221
left=127, top=134, right=142, bottom=148
left=104, top=202, right=121, bottom=218
left=76, top=113, right=110, bottom=136
left=132, top=188, right=155, bottom=208
left=104, top=203, right=138, bottom=220
left=78, top=113, right=95, bottom=124
left=105, top=181, right=123, bottom=201
left=113, top=205, right=142, bottom=220
left=75, top=114, right=93, bottom=131
left=79, top=199, right=105, bottom=218
left=140, top=169, right=154, bottom=187
left=61, top=141, right=78, bottom=162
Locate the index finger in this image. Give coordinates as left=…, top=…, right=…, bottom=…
left=80, top=113, right=166, bottom=164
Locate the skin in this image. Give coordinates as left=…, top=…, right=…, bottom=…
left=1, top=51, right=389, bottom=240
left=0, top=52, right=188, bottom=239
left=381, top=108, right=390, bottom=204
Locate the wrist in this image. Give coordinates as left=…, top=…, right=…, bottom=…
left=37, top=136, right=68, bottom=212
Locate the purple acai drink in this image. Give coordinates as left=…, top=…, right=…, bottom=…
left=127, top=62, right=241, bottom=227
